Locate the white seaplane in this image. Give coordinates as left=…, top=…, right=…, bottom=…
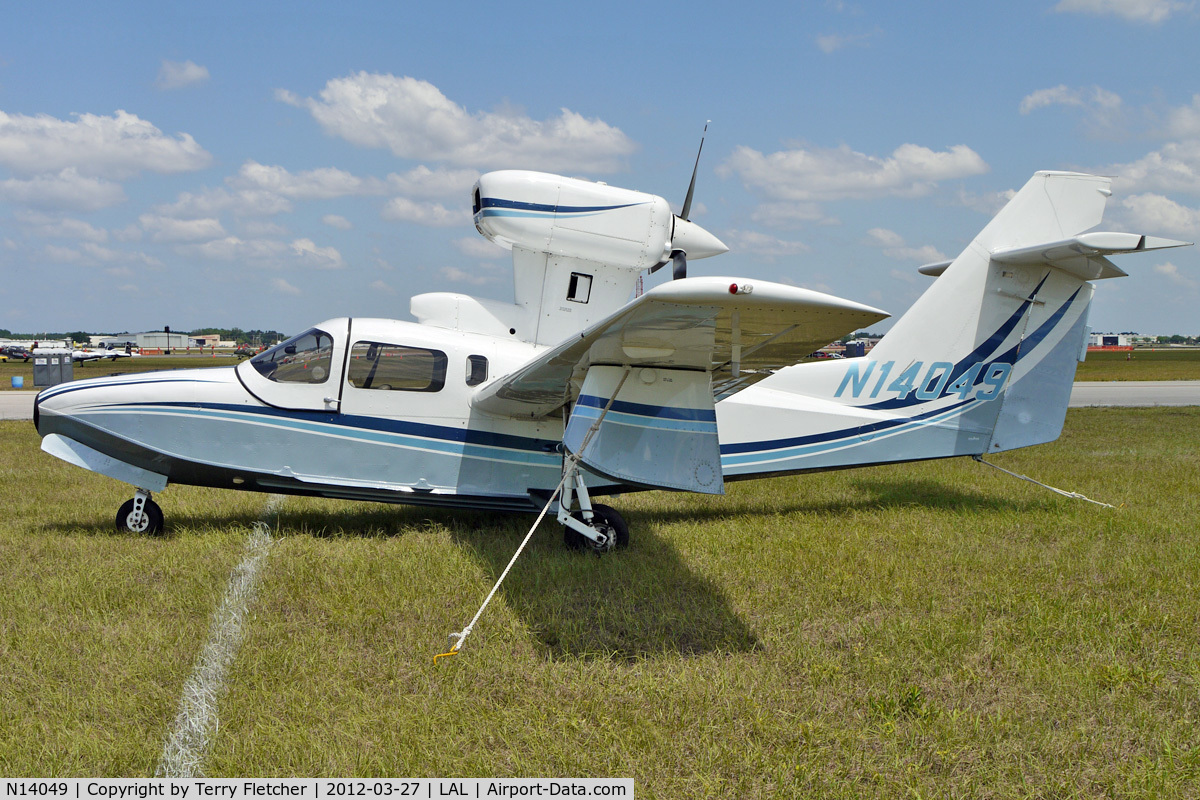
left=33, top=160, right=1188, bottom=547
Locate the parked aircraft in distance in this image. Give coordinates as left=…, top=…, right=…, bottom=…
left=32, top=157, right=1190, bottom=545
left=70, top=348, right=138, bottom=364
left=3, top=345, right=33, bottom=362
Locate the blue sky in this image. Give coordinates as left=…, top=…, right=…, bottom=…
left=2, top=0, right=1198, bottom=336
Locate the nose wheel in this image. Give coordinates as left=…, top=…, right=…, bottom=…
left=116, top=489, right=164, bottom=535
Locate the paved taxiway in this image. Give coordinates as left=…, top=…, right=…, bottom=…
left=3, top=382, right=1200, bottom=423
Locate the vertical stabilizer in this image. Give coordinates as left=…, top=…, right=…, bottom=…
left=717, top=172, right=1187, bottom=479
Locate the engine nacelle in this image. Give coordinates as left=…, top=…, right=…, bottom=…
left=473, top=171, right=674, bottom=270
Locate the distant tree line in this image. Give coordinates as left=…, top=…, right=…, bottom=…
left=190, top=327, right=288, bottom=345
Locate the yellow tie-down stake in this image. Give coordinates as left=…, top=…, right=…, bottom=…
left=434, top=632, right=465, bottom=663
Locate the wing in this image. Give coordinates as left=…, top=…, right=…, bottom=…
left=471, top=276, right=888, bottom=419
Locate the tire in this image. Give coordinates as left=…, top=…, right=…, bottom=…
left=116, top=497, right=165, bottom=535
left=563, top=503, right=629, bottom=553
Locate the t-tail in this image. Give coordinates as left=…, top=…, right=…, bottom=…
left=717, top=171, right=1190, bottom=479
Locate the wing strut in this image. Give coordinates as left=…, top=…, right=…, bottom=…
left=436, top=368, right=633, bottom=661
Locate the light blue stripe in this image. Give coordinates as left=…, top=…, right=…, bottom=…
left=81, top=405, right=561, bottom=468
left=572, top=404, right=718, bottom=434
left=721, top=403, right=976, bottom=467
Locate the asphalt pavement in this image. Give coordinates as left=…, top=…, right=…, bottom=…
left=4, top=382, right=1200, bottom=423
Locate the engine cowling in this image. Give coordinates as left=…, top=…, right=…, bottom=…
left=473, top=171, right=675, bottom=270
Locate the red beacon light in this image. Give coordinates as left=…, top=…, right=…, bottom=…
left=729, top=282, right=754, bottom=295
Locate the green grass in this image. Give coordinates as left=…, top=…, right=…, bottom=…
left=2, top=410, right=1199, bottom=796
left=1075, top=348, right=1200, bottom=381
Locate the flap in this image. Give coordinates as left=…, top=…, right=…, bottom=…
left=471, top=276, right=888, bottom=419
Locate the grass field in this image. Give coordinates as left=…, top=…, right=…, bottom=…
left=2, top=410, right=1199, bottom=796
left=5, top=349, right=1199, bottom=391
left=1075, top=348, right=1200, bottom=381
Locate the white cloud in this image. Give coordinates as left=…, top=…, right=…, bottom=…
left=323, top=214, right=353, bottom=230
left=0, top=110, right=211, bottom=179
left=1165, top=94, right=1200, bottom=139
left=16, top=212, right=108, bottom=242
left=291, top=238, right=345, bottom=269
left=440, top=265, right=503, bottom=285
left=271, top=277, right=302, bottom=295
left=178, top=236, right=288, bottom=262
left=452, top=236, right=506, bottom=259
left=239, top=220, right=290, bottom=238
left=1121, top=193, right=1200, bottom=235
left=956, top=187, right=1018, bottom=215
left=156, top=187, right=293, bottom=218
left=815, top=28, right=879, bottom=53
left=1153, top=262, right=1197, bottom=288
left=139, top=213, right=226, bottom=243
left=1105, top=140, right=1200, bottom=194
left=156, top=60, right=210, bottom=90
left=79, top=242, right=123, bottom=262
left=39, top=240, right=160, bottom=268
left=720, top=229, right=810, bottom=261
left=280, top=73, right=637, bottom=171
left=369, top=279, right=397, bottom=295
left=388, top=165, right=481, bottom=200
left=43, top=244, right=82, bottom=263
left=381, top=197, right=467, bottom=227
left=719, top=142, right=988, bottom=203
left=750, top=201, right=838, bottom=228
left=229, top=161, right=383, bottom=199
left=1019, top=84, right=1122, bottom=115
left=0, top=169, right=126, bottom=211
left=1053, top=0, right=1191, bottom=23
left=867, top=227, right=948, bottom=263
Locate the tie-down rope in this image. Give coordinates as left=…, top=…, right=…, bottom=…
left=436, top=367, right=632, bottom=662
left=973, top=454, right=1115, bottom=508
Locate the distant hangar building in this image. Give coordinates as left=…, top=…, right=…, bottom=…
left=98, top=331, right=199, bottom=350
left=1088, top=333, right=1134, bottom=348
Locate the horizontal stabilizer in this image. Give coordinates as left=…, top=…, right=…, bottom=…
left=990, top=231, right=1190, bottom=280
left=919, top=232, right=1190, bottom=280
left=917, top=260, right=953, bottom=277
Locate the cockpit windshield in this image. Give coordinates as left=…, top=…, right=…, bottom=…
left=250, top=328, right=333, bottom=384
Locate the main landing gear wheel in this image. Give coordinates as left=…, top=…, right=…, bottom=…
left=116, top=496, right=164, bottom=535
left=564, top=503, right=629, bottom=554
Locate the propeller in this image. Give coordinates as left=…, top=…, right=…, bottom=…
left=650, top=122, right=722, bottom=280
left=680, top=121, right=707, bottom=223
left=670, top=249, right=687, bottom=280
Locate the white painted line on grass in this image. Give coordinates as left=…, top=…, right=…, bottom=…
left=156, top=494, right=284, bottom=778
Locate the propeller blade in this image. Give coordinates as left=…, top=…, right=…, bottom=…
left=671, top=249, right=687, bottom=280
left=648, top=260, right=666, bottom=274
left=680, top=121, right=709, bottom=222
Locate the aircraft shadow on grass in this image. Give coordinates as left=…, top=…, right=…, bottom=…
left=278, top=504, right=762, bottom=661
left=39, top=508, right=273, bottom=537
left=633, top=477, right=1055, bottom=527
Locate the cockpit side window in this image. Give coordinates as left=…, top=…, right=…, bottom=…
left=250, top=328, right=333, bottom=384
left=466, top=354, right=488, bottom=386
left=347, top=342, right=447, bottom=392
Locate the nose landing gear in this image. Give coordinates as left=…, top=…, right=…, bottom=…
left=116, top=488, right=164, bottom=535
